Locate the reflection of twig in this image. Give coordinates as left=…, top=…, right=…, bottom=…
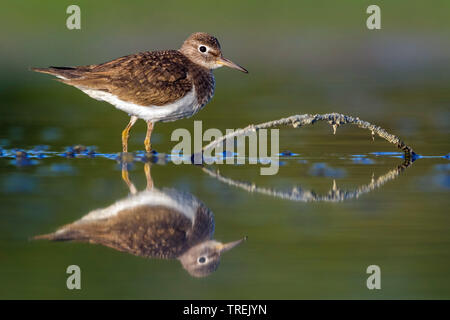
left=201, top=113, right=416, bottom=158
left=202, top=159, right=412, bottom=202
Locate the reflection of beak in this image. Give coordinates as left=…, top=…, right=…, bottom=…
left=216, top=236, right=248, bottom=254
left=217, top=56, right=248, bottom=73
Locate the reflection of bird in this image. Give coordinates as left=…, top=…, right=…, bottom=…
left=35, top=164, right=245, bottom=277
left=32, top=32, right=247, bottom=153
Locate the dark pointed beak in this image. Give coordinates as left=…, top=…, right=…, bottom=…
left=216, top=236, right=248, bottom=254
left=217, top=56, right=248, bottom=73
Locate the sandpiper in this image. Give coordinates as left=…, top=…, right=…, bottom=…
left=32, top=32, right=248, bottom=153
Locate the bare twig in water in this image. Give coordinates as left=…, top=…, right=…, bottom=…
left=202, top=158, right=412, bottom=203
left=200, top=113, right=416, bottom=158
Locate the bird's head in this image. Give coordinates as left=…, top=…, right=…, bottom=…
left=180, top=32, right=248, bottom=73
left=178, top=237, right=247, bottom=277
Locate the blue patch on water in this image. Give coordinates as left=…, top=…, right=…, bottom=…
left=413, top=155, right=448, bottom=159
left=369, top=151, right=428, bottom=162
left=434, top=164, right=450, bottom=172
left=134, top=149, right=158, bottom=157
left=50, top=163, right=76, bottom=173
left=8, top=150, right=39, bottom=166
left=371, top=152, right=403, bottom=156
left=0, top=138, right=10, bottom=147
left=309, top=163, right=346, bottom=178
left=98, top=153, right=119, bottom=160
left=433, top=174, right=450, bottom=189
left=352, top=157, right=375, bottom=164
left=10, top=158, right=39, bottom=167
left=279, top=150, right=298, bottom=156
left=31, top=145, right=50, bottom=152
left=0, top=145, right=304, bottom=168
left=36, top=163, right=77, bottom=176
left=25, top=146, right=52, bottom=159
left=62, top=152, right=75, bottom=158
left=40, top=127, right=62, bottom=142
left=1, top=173, right=37, bottom=193
left=3, top=145, right=444, bottom=172
left=63, top=145, right=97, bottom=157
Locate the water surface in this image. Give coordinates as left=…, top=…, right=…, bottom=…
left=1, top=1, right=449, bottom=298
left=0, top=128, right=448, bottom=298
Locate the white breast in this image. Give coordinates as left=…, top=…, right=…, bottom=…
left=79, top=87, right=202, bottom=123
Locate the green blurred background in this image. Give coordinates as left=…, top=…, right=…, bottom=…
left=0, top=0, right=449, bottom=299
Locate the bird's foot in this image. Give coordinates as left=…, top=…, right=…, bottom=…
left=142, top=150, right=158, bottom=163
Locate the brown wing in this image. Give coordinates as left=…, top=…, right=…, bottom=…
left=33, top=50, right=194, bottom=106
left=34, top=205, right=194, bottom=259
left=187, top=203, right=215, bottom=247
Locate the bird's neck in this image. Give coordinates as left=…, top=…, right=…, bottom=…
left=187, top=63, right=215, bottom=107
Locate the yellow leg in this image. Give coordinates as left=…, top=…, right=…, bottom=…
left=144, top=121, right=153, bottom=153
left=144, top=162, right=153, bottom=190
left=122, top=116, right=138, bottom=153
left=121, top=163, right=137, bottom=194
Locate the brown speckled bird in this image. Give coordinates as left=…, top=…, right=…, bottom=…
left=32, top=32, right=248, bottom=153
left=34, top=164, right=246, bottom=277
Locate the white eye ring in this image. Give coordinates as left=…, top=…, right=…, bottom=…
left=197, top=256, right=208, bottom=264
left=198, top=45, right=208, bottom=53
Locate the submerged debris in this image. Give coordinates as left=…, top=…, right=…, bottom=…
left=72, top=145, right=87, bottom=153
left=64, top=145, right=96, bottom=158
left=15, top=150, right=28, bottom=159
left=12, top=150, right=37, bottom=166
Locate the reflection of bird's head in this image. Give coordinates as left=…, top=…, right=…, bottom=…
left=178, top=238, right=246, bottom=278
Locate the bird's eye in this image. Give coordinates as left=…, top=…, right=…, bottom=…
left=197, top=256, right=207, bottom=264
left=199, top=46, right=207, bottom=53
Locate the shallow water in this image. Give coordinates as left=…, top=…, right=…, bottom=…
left=0, top=125, right=449, bottom=298
left=1, top=2, right=450, bottom=297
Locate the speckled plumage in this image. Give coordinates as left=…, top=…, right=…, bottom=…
left=34, top=164, right=246, bottom=277
left=35, top=201, right=214, bottom=260
left=33, top=50, right=214, bottom=109
left=32, top=32, right=247, bottom=152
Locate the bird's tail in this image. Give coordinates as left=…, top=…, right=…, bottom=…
left=32, top=228, right=86, bottom=241
left=32, top=232, right=57, bottom=240
left=31, top=66, right=82, bottom=80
